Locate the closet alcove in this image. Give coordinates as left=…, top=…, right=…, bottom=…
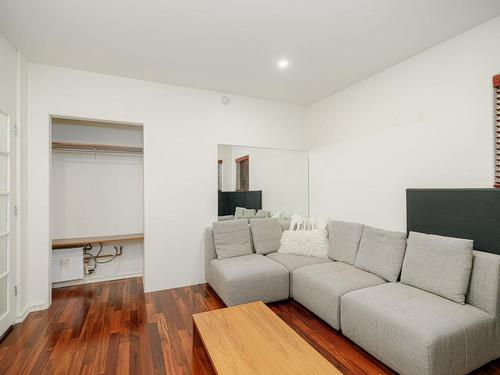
left=50, top=117, right=144, bottom=287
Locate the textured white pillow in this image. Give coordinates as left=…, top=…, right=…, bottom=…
left=289, top=215, right=328, bottom=231
left=279, top=229, right=329, bottom=258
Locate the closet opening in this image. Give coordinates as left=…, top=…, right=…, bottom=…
left=49, top=116, right=144, bottom=288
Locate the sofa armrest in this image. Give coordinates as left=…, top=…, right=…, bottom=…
left=467, top=250, right=500, bottom=337
left=205, top=227, right=217, bottom=283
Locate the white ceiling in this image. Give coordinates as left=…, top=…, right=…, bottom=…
left=1, top=1, right=500, bottom=105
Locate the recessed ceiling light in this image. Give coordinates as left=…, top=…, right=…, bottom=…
left=277, top=59, right=289, bottom=69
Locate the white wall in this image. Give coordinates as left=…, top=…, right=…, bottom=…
left=218, top=145, right=309, bottom=216
left=27, top=63, right=308, bottom=306
left=308, top=17, right=500, bottom=231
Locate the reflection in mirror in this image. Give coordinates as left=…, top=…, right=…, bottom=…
left=217, top=144, right=309, bottom=225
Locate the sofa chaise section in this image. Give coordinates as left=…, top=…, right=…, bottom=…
left=292, top=262, right=386, bottom=329
left=341, top=282, right=497, bottom=375
left=341, top=249, right=500, bottom=375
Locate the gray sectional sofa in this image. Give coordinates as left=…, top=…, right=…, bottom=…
left=205, top=218, right=500, bottom=375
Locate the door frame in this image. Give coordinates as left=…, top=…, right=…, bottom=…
left=0, top=97, right=17, bottom=337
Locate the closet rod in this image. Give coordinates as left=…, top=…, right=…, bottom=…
left=52, top=141, right=143, bottom=155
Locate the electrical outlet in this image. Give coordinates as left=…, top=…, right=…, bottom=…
left=60, top=258, right=70, bottom=267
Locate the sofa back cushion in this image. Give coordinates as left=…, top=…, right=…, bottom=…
left=256, top=209, right=271, bottom=218
left=234, top=207, right=245, bottom=217
left=401, top=231, right=473, bottom=304
left=250, top=218, right=282, bottom=254
left=212, top=219, right=253, bottom=259
left=354, top=226, right=407, bottom=282
left=328, top=220, right=364, bottom=264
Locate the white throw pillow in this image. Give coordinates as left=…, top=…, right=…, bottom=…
left=289, top=215, right=328, bottom=231
left=279, top=229, right=329, bottom=258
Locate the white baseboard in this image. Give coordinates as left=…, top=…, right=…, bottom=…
left=15, top=300, right=48, bottom=323
left=52, top=272, right=143, bottom=288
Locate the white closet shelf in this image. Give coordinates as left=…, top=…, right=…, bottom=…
left=52, top=233, right=144, bottom=250
left=52, top=141, right=143, bottom=154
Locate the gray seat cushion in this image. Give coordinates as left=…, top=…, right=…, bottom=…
left=401, top=231, right=473, bottom=304
left=341, top=283, right=497, bottom=375
left=212, top=219, right=253, bottom=259
left=208, top=254, right=289, bottom=306
left=292, top=262, right=385, bottom=329
left=266, top=252, right=332, bottom=296
left=328, top=220, right=364, bottom=264
left=250, top=218, right=282, bottom=254
left=355, top=226, right=407, bottom=282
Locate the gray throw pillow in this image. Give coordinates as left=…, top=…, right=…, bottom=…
left=234, top=207, right=245, bottom=217
left=212, top=219, right=253, bottom=259
left=401, top=231, right=473, bottom=304
left=355, top=226, right=407, bottom=282
left=250, top=218, right=282, bottom=254
left=328, top=220, right=364, bottom=264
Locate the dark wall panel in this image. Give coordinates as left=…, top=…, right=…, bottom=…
left=218, top=191, right=262, bottom=216
left=406, top=189, right=500, bottom=255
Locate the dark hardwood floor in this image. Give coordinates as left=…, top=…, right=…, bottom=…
left=0, top=277, right=498, bottom=374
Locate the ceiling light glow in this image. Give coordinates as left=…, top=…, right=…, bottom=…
left=277, top=59, right=289, bottom=69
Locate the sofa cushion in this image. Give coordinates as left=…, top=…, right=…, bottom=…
left=235, top=208, right=257, bottom=219
left=250, top=218, right=282, bottom=255
left=292, top=262, right=385, bottom=329
left=266, top=252, right=332, bottom=297
left=234, top=207, right=245, bottom=217
left=328, top=220, right=364, bottom=264
left=401, top=232, right=473, bottom=304
left=212, top=219, right=253, bottom=259
left=256, top=209, right=271, bottom=218
left=208, top=254, right=289, bottom=306
left=354, top=226, right=407, bottom=282
left=341, top=283, right=497, bottom=375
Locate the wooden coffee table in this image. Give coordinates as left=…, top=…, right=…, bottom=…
left=192, top=301, right=342, bottom=374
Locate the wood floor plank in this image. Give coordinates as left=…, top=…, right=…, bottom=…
left=0, top=278, right=498, bottom=374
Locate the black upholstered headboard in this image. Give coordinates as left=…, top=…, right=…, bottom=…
left=406, top=189, right=500, bottom=255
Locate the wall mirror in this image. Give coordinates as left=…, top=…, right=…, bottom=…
left=217, top=144, right=309, bottom=222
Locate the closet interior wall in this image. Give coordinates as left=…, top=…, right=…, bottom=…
left=50, top=118, right=144, bottom=286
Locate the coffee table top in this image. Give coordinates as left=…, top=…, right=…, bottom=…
left=192, top=301, right=342, bottom=375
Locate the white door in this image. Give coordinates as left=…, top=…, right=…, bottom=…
left=0, top=106, right=16, bottom=337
